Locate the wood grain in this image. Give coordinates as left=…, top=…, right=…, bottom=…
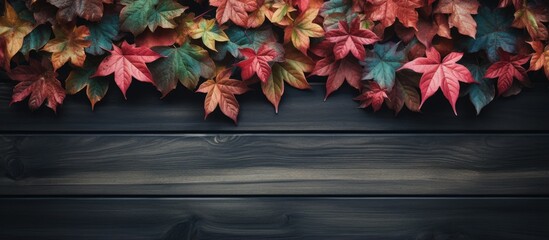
left=1, top=134, right=547, bottom=195
left=1, top=79, right=549, bottom=132
left=0, top=197, right=547, bottom=240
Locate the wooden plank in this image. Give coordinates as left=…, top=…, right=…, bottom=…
left=0, top=197, right=547, bottom=239
left=1, top=134, right=547, bottom=195
left=1, top=78, right=549, bottom=132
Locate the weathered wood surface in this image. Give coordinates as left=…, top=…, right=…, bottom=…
left=0, top=198, right=547, bottom=240
left=1, top=134, right=548, bottom=195
left=2, top=79, right=549, bottom=132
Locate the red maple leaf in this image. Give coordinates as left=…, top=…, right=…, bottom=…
left=485, top=49, right=529, bottom=95
left=325, top=18, right=380, bottom=60
left=312, top=53, right=362, bottom=99
left=399, top=47, right=475, bottom=115
left=7, top=58, right=65, bottom=112
left=196, top=68, right=250, bottom=123
left=209, top=0, right=260, bottom=27
left=365, top=0, right=424, bottom=30
left=354, top=81, right=388, bottom=112
left=235, top=44, right=281, bottom=83
left=93, top=41, right=163, bottom=98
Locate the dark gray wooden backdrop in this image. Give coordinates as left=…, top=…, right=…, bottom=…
left=0, top=75, right=548, bottom=240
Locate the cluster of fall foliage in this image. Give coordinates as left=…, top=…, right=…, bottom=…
left=0, top=0, right=548, bottom=123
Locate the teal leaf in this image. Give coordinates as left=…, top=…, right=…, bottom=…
left=86, top=13, right=119, bottom=55
left=65, top=59, right=109, bottom=110
left=361, top=42, right=405, bottom=91
left=213, top=26, right=277, bottom=61
left=467, top=7, right=518, bottom=62
left=20, top=24, right=51, bottom=56
left=465, top=63, right=495, bottom=114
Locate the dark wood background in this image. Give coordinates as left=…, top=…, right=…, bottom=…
left=1, top=75, right=548, bottom=239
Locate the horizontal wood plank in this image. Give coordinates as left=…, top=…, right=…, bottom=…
left=1, top=134, right=547, bottom=195
left=0, top=197, right=547, bottom=240
left=1, top=78, right=549, bottom=132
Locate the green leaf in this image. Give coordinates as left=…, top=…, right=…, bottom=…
left=86, top=13, right=119, bottom=55
left=65, top=60, right=109, bottom=110
left=120, top=0, right=186, bottom=36
left=150, top=41, right=216, bottom=96
left=361, top=42, right=405, bottom=91
left=20, top=24, right=51, bottom=56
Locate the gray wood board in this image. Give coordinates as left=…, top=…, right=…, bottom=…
left=2, top=134, right=547, bottom=195
left=2, top=80, right=549, bottom=132
left=0, top=197, right=547, bottom=240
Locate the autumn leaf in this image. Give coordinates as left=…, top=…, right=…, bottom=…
left=512, top=3, right=549, bottom=40
left=209, top=0, right=259, bottom=27
left=464, top=62, right=494, bottom=114
left=65, top=59, right=109, bottom=110
left=484, top=49, right=529, bottom=95
left=196, top=68, right=250, bottom=123
left=498, top=0, right=522, bottom=9
left=386, top=70, right=420, bottom=115
left=149, top=41, right=216, bottom=96
left=92, top=41, right=163, bottom=98
left=528, top=41, right=549, bottom=79
left=120, top=0, right=187, bottom=36
left=86, top=13, right=119, bottom=55
left=312, top=53, right=362, bottom=99
left=433, top=0, right=480, bottom=38
left=135, top=28, right=177, bottom=48
left=20, top=24, right=51, bottom=57
left=399, top=47, right=475, bottom=115
left=189, top=18, right=229, bottom=52
left=360, top=42, right=406, bottom=91
left=214, top=26, right=277, bottom=60
left=173, top=13, right=195, bottom=45
left=261, top=45, right=314, bottom=112
left=43, top=25, right=91, bottom=70
left=7, top=58, right=65, bottom=112
left=354, top=81, right=388, bottom=112
left=0, top=0, right=34, bottom=65
left=466, top=7, right=518, bottom=62
left=284, top=9, right=324, bottom=55
left=364, top=0, right=424, bottom=30
left=46, top=0, right=112, bottom=22
left=325, top=18, right=380, bottom=60
left=236, top=43, right=283, bottom=83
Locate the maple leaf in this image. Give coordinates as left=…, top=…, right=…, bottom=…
left=42, top=25, right=92, bottom=71
left=365, top=0, right=423, bottom=30
left=236, top=44, right=282, bottom=83
left=196, top=68, right=250, bottom=123
left=354, top=81, right=388, bottom=112
left=484, top=49, right=529, bottom=95
left=284, top=9, right=324, bottom=55
left=325, top=18, right=380, bottom=60
left=433, top=0, right=480, bottom=38
left=261, top=45, right=314, bottom=112
left=398, top=47, right=475, bottom=115
left=46, top=0, right=112, bottom=22
left=173, top=13, right=195, bottom=46
left=214, top=26, right=277, bottom=60
left=312, top=53, right=362, bottom=99
left=0, top=0, right=34, bottom=65
left=464, top=62, right=494, bottom=115
left=65, top=59, right=109, bottom=110
left=135, top=28, right=177, bottom=48
left=466, top=7, right=518, bottom=62
left=320, top=0, right=357, bottom=30
left=120, top=0, right=187, bottom=36
left=7, top=58, right=65, bottom=112
left=528, top=41, right=549, bottom=79
left=512, top=3, right=549, bottom=40
left=20, top=24, right=51, bottom=57
left=360, top=42, right=406, bottom=91
left=209, top=0, right=260, bottom=27
left=92, top=41, right=163, bottom=98
left=189, top=18, right=229, bottom=52
left=86, top=13, right=119, bottom=55
left=386, top=70, right=420, bottom=115
left=149, top=41, right=216, bottom=96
